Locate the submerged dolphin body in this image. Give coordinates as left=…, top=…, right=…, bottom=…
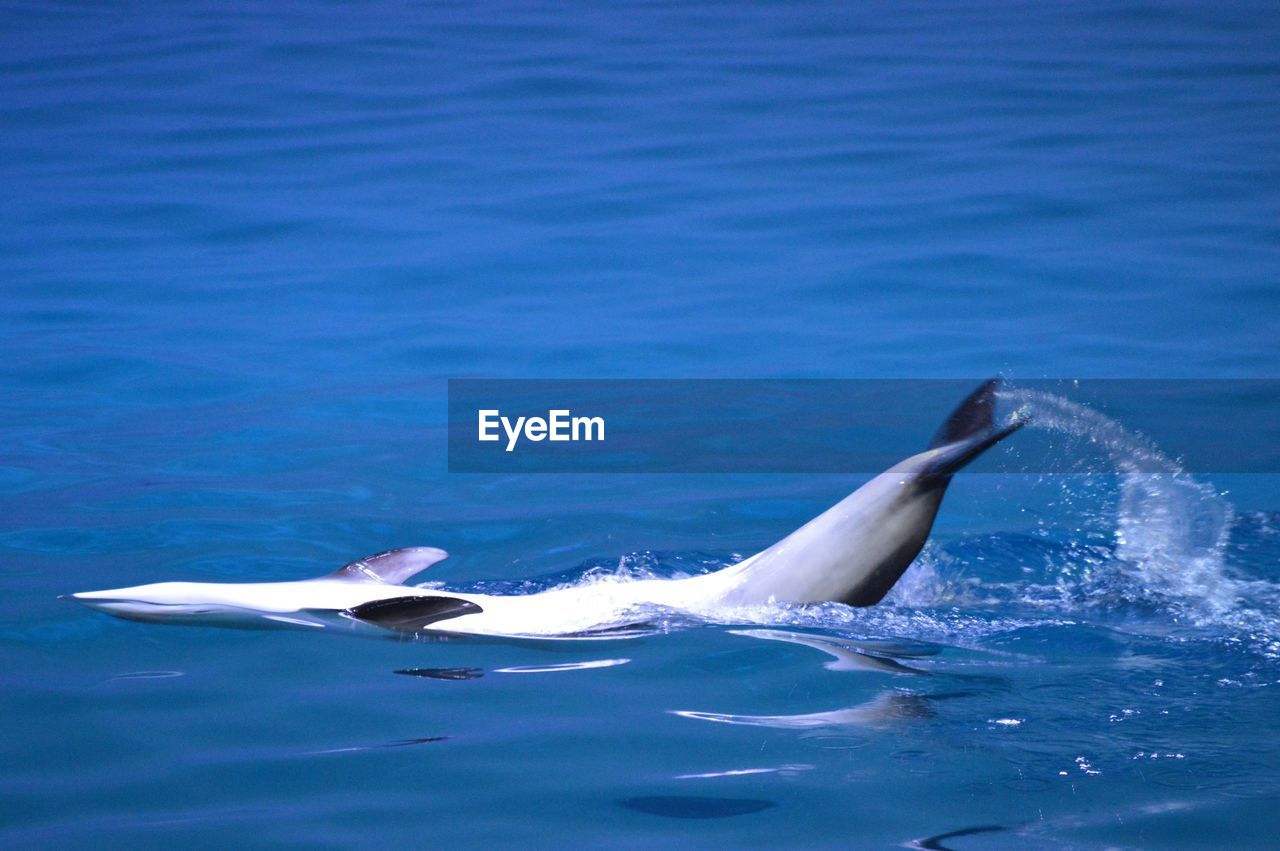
left=69, top=379, right=1026, bottom=639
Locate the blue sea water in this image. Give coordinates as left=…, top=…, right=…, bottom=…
left=3, top=1, right=1279, bottom=847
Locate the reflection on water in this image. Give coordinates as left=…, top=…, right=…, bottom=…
left=674, top=764, right=813, bottom=780
left=394, top=667, right=484, bottom=680
left=107, top=670, right=186, bottom=681
left=907, top=824, right=1008, bottom=851
left=492, top=658, right=630, bottom=673
left=674, top=690, right=934, bottom=731
left=617, top=795, right=776, bottom=819
left=307, top=736, right=450, bottom=756
left=728, top=628, right=927, bottom=675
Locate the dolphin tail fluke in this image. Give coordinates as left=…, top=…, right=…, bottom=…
left=921, top=378, right=1027, bottom=482
left=928, top=378, right=1002, bottom=448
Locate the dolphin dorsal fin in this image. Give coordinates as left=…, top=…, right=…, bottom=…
left=327, top=547, right=449, bottom=585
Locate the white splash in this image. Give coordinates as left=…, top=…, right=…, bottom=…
left=1001, top=387, right=1239, bottom=623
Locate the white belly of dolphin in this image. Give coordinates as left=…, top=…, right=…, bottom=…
left=68, top=380, right=1027, bottom=640
left=71, top=574, right=747, bottom=637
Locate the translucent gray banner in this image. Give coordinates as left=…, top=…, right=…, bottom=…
left=447, top=379, right=1280, bottom=474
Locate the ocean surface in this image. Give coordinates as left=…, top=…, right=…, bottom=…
left=3, top=1, right=1279, bottom=847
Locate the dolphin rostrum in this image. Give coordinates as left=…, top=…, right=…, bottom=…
left=68, top=379, right=1026, bottom=639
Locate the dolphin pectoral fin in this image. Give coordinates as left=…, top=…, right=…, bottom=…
left=345, top=595, right=482, bottom=633
left=326, top=547, right=450, bottom=584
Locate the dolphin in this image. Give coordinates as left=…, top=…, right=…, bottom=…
left=67, top=379, right=1026, bottom=639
